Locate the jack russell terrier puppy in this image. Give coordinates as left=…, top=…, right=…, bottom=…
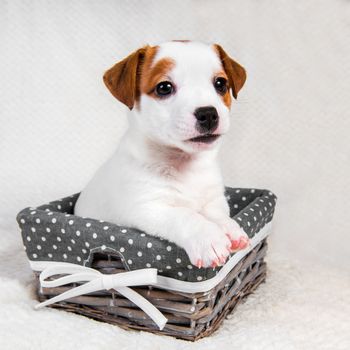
left=75, top=41, right=249, bottom=268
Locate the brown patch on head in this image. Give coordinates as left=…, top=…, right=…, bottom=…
left=103, top=45, right=158, bottom=110
left=140, top=55, right=175, bottom=97
left=213, top=44, right=247, bottom=99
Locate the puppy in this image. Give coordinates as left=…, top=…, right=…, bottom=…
left=75, top=41, right=249, bottom=268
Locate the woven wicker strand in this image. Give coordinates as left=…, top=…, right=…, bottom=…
left=36, top=239, right=268, bottom=341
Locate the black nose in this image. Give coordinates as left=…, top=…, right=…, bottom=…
left=194, top=106, right=219, bottom=134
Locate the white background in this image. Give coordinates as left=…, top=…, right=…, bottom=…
left=0, top=1, right=349, bottom=349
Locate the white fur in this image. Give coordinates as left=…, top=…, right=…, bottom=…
left=75, top=41, right=248, bottom=267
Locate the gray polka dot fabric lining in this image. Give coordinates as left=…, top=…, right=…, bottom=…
left=17, top=187, right=277, bottom=282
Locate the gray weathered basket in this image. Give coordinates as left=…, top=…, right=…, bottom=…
left=17, top=187, right=276, bottom=341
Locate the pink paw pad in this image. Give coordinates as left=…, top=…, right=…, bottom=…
left=238, top=236, right=249, bottom=249
left=211, top=259, right=219, bottom=268
left=230, top=239, right=240, bottom=250
left=196, top=259, right=203, bottom=268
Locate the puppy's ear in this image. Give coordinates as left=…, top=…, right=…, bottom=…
left=214, top=44, right=247, bottom=99
left=103, top=46, right=149, bottom=110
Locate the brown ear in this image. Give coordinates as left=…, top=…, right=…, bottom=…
left=214, top=44, right=247, bottom=99
left=103, top=46, right=149, bottom=109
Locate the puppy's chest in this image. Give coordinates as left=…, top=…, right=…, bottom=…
left=165, top=170, right=223, bottom=210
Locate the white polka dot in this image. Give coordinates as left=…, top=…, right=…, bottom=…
left=85, top=242, right=90, bottom=248
left=235, top=189, right=240, bottom=193
left=140, top=233, right=146, bottom=237
left=70, top=239, right=75, bottom=244
left=254, top=216, right=257, bottom=221
left=110, top=235, right=115, bottom=242
left=127, top=259, right=132, bottom=265
left=237, top=217, right=242, bottom=221
left=57, top=236, right=61, bottom=242
left=69, top=202, right=73, bottom=206
left=31, top=227, right=36, bottom=232
left=120, top=247, right=125, bottom=253
left=65, top=214, right=70, bottom=217
left=68, top=220, right=74, bottom=225
left=86, top=222, right=91, bottom=227
left=197, top=276, right=203, bottom=281
left=166, top=265, right=171, bottom=269
left=176, top=258, right=181, bottom=263
left=146, top=263, right=151, bottom=268
left=77, top=256, right=81, bottom=262
left=35, top=218, right=40, bottom=224
left=121, top=229, right=127, bottom=233
left=30, top=211, right=36, bottom=215
left=187, top=265, right=193, bottom=269
left=166, top=246, right=172, bottom=252
left=251, top=189, right=256, bottom=193
left=61, top=229, right=65, bottom=234
left=147, top=242, right=152, bottom=248
left=67, top=246, right=72, bottom=251
left=101, top=245, right=106, bottom=250
left=57, top=205, right=61, bottom=210
left=242, top=196, right=247, bottom=201
left=234, top=204, right=239, bottom=209
left=46, top=227, right=51, bottom=233
left=82, top=249, right=87, bottom=254
left=32, top=253, right=38, bottom=258
left=20, top=218, right=25, bottom=224
left=41, top=236, right=46, bottom=242
left=51, top=218, right=57, bottom=223
left=137, top=251, right=142, bottom=257
left=103, top=226, right=109, bottom=230
left=99, top=220, right=104, bottom=223
left=63, top=254, right=67, bottom=259
left=76, top=230, right=81, bottom=236
left=156, top=255, right=161, bottom=261
left=53, top=244, right=57, bottom=250
left=47, top=212, right=53, bottom=216
left=92, top=233, right=97, bottom=239
left=37, top=245, right=41, bottom=250
left=128, top=239, right=133, bottom=245
left=244, top=213, right=249, bottom=216
left=247, top=221, right=251, bottom=227
left=26, top=236, right=31, bottom=241
left=178, top=272, right=183, bottom=277
left=48, top=253, right=53, bottom=258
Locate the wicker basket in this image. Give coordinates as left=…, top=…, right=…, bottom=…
left=17, top=187, right=276, bottom=341
left=36, top=239, right=267, bottom=341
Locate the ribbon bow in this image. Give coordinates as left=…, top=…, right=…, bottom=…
left=35, top=264, right=168, bottom=330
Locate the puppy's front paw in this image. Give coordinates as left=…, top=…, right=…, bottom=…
left=221, top=218, right=250, bottom=252
left=184, top=222, right=231, bottom=268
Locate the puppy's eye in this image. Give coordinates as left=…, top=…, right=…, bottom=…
left=155, top=81, right=174, bottom=97
left=214, top=77, right=228, bottom=95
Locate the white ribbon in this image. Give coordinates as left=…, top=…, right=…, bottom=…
left=35, top=264, right=168, bottom=330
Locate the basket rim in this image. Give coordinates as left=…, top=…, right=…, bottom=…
left=28, top=222, right=271, bottom=293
